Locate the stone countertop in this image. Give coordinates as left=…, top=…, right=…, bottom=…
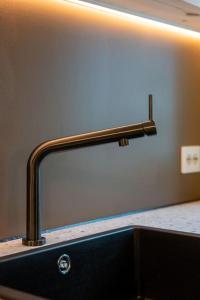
left=1, top=200, right=200, bottom=258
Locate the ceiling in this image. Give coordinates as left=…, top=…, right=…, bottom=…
left=86, top=0, right=200, bottom=31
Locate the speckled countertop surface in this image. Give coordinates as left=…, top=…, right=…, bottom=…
left=1, top=200, right=200, bottom=258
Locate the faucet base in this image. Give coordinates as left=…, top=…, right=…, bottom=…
left=22, top=237, right=46, bottom=246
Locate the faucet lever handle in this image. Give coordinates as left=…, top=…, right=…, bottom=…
left=149, top=94, right=153, bottom=121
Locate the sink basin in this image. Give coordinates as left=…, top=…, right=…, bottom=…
left=0, top=226, right=200, bottom=300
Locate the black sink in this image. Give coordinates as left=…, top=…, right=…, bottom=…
left=0, top=226, right=200, bottom=300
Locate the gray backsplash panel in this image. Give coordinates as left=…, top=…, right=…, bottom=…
left=0, top=0, right=200, bottom=239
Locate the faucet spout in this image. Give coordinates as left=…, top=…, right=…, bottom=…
left=22, top=96, right=157, bottom=246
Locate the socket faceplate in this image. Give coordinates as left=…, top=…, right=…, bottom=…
left=181, top=146, right=200, bottom=174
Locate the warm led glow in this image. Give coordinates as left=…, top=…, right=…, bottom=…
left=62, top=0, right=200, bottom=39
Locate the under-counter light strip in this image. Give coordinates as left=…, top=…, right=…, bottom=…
left=63, top=0, right=200, bottom=39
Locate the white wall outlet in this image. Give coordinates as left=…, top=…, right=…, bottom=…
left=181, top=146, right=200, bottom=174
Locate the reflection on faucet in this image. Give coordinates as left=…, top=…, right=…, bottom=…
left=22, top=95, right=157, bottom=246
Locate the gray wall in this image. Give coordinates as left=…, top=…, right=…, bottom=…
left=1, top=0, right=200, bottom=239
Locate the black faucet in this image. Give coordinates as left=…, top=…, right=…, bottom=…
left=22, top=95, right=157, bottom=246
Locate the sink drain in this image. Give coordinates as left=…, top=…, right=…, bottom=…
left=57, top=254, right=71, bottom=275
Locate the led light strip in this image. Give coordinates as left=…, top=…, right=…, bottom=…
left=184, top=0, right=200, bottom=7
left=63, top=0, right=200, bottom=39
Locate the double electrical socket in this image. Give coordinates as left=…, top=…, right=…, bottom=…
left=181, top=146, right=200, bottom=174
